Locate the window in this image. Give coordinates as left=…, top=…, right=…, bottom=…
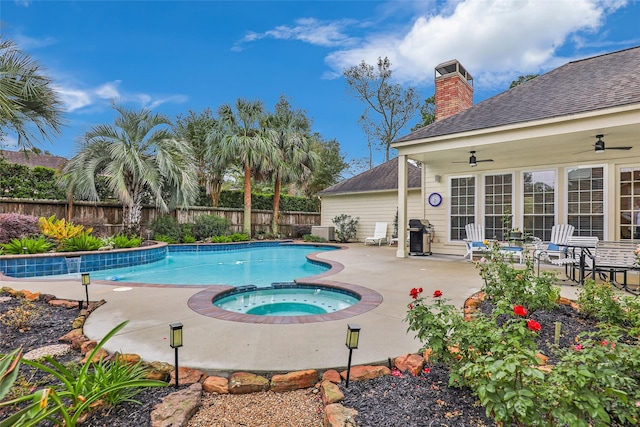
left=484, top=174, right=512, bottom=240
left=619, top=167, right=640, bottom=240
left=450, top=176, right=475, bottom=240
left=523, top=170, right=556, bottom=240
left=567, top=167, right=604, bottom=239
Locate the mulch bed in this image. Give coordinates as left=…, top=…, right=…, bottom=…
left=1, top=291, right=605, bottom=426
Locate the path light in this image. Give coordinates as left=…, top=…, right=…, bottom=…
left=169, top=323, right=183, bottom=388
left=345, top=324, right=360, bottom=388
left=81, top=273, right=90, bottom=310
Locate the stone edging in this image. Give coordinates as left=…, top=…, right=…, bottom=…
left=3, top=287, right=403, bottom=426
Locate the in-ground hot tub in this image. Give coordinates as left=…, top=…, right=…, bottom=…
left=213, top=283, right=360, bottom=316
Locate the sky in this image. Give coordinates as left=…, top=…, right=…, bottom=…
left=1, top=0, right=639, bottom=172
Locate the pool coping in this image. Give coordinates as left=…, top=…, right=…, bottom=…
left=186, top=247, right=384, bottom=324
left=1, top=242, right=384, bottom=324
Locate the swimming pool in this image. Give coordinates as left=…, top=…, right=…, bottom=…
left=86, top=244, right=336, bottom=286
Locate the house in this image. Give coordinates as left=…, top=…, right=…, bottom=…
left=317, top=159, right=423, bottom=242
left=1, top=149, right=67, bottom=170
left=392, top=46, right=640, bottom=257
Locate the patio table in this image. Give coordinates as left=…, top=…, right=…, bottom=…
left=558, top=239, right=598, bottom=285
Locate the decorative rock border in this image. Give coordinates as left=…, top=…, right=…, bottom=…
left=2, top=287, right=403, bottom=427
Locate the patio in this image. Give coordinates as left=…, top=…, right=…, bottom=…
left=1, top=245, right=584, bottom=374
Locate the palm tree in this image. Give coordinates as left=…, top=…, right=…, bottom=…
left=174, top=109, right=226, bottom=206
left=207, top=99, right=278, bottom=236
left=61, top=102, right=197, bottom=235
left=0, top=37, right=64, bottom=149
left=264, top=96, right=318, bottom=234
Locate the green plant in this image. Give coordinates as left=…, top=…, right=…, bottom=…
left=59, top=232, right=103, bottom=252
left=110, top=233, right=142, bottom=249
left=229, top=233, right=249, bottom=242
left=303, top=234, right=327, bottom=243
left=149, top=215, right=182, bottom=242
left=0, top=299, right=41, bottom=331
left=0, top=321, right=167, bottom=427
left=455, top=306, right=545, bottom=425
left=332, top=214, right=358, bottom=242
left=181, top=222, right=195, bottom=242
left=153, top=234, right=177, bottom=244
left=0, top=348, right=23, bottom=401
left=577, top=280, right=625, bottom=325
left=192, top=214, right=231, bottom=241
left=404, top=288, right=464, bottom=363
left=210, top=235, right=232, bottom=243
left=539, top=335, right=640, bottom=426
left=477, top=243, right=560, bottom=313
left=0, top=237, right=54, bottom=254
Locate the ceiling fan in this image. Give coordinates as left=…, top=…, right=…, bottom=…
left=592, top=134, right=632, bottom=153
left=452, top=150, right=494, bottom=167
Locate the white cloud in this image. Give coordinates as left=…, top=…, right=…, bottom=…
left=233, top=17, right=361, bottom=51
left=53, top=80, right=186, bottom=112
left=12, top=33, right=56, bottom=50
left=322, top=0, right=629, bottom=90
left=95, top=81, right=122, bottom=99
left=0, top=135, right=19, bottom=150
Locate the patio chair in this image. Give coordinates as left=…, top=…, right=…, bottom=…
left=364, top=222, right=388, bottom=246
left=533, top=224, right=575, bottom=265
left=464, top=223, right=487, bottom=260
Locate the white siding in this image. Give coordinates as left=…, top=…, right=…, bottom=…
left=320, top=190, right=422, bottom=242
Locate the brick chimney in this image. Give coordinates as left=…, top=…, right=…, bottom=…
left=434, top=60, right=473, bottom=121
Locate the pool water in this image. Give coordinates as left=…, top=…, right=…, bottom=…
left=213, top=286, right=360, bottom=316
left=85, top=245, right=335, bottom=286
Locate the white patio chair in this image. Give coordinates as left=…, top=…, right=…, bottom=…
left=533, top=224, right=575, bottom=265
left=364, top=222, right=388, bottom=246
left=464, top=223, right=487, bottom=260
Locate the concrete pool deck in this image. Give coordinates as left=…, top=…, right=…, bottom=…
left=1, top=244, right=581, bottom=375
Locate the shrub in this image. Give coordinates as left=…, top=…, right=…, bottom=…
left=0, top=298, right=41, bottom=331
left=148, top=215, right=181, bottom=242
left=332, top=214, right=358, bottom=242
left=181, top=222, right=194, bottom=242
left=229, top=233, right=249, bottom=242
left=477, top=242, right=560, bottom=313
left=59, top=232, right=103, bottom=252
left=210, top=235, right=232, bottom=243
left=153, top=234, right=177, bottom=244
left=0, top=321, right=167, bottom=426
left=111, top=233, right=142, bottom=249
left=1, top=237, right=54, bottom=254
left=303, top=234, right=326, bottom=243
left=293, top=224, right=312, bottom=238
left=192, top=215, right=230, bottom=241
left=0, top=213, right=40, bottom=244
left=39, top=215, right=92, bottom=242
left=215, top=190, right=319, bottom=212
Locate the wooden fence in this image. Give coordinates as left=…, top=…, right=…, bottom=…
left=0, top=198, right=320, bottom=237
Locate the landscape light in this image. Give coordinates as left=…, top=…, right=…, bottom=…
left=345, top=324, right=361, bottom=388
left=81, top=273, right=90, bottom=310
left=169, top=323, right=183, bottom=388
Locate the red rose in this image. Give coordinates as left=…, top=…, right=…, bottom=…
left=527, top=319, right=541, bottom=332
left=513, top=305, right=528, bottom=317
left=409, top=288, right=420, bottom=299
left=433, top=290, right=443, bottom=298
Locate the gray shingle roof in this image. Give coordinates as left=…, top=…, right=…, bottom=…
left=1, top=149, right=67, bottom=170
left=395, top=46, right=640, bottom=143
left=317, top=158, right=421, bottom=195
